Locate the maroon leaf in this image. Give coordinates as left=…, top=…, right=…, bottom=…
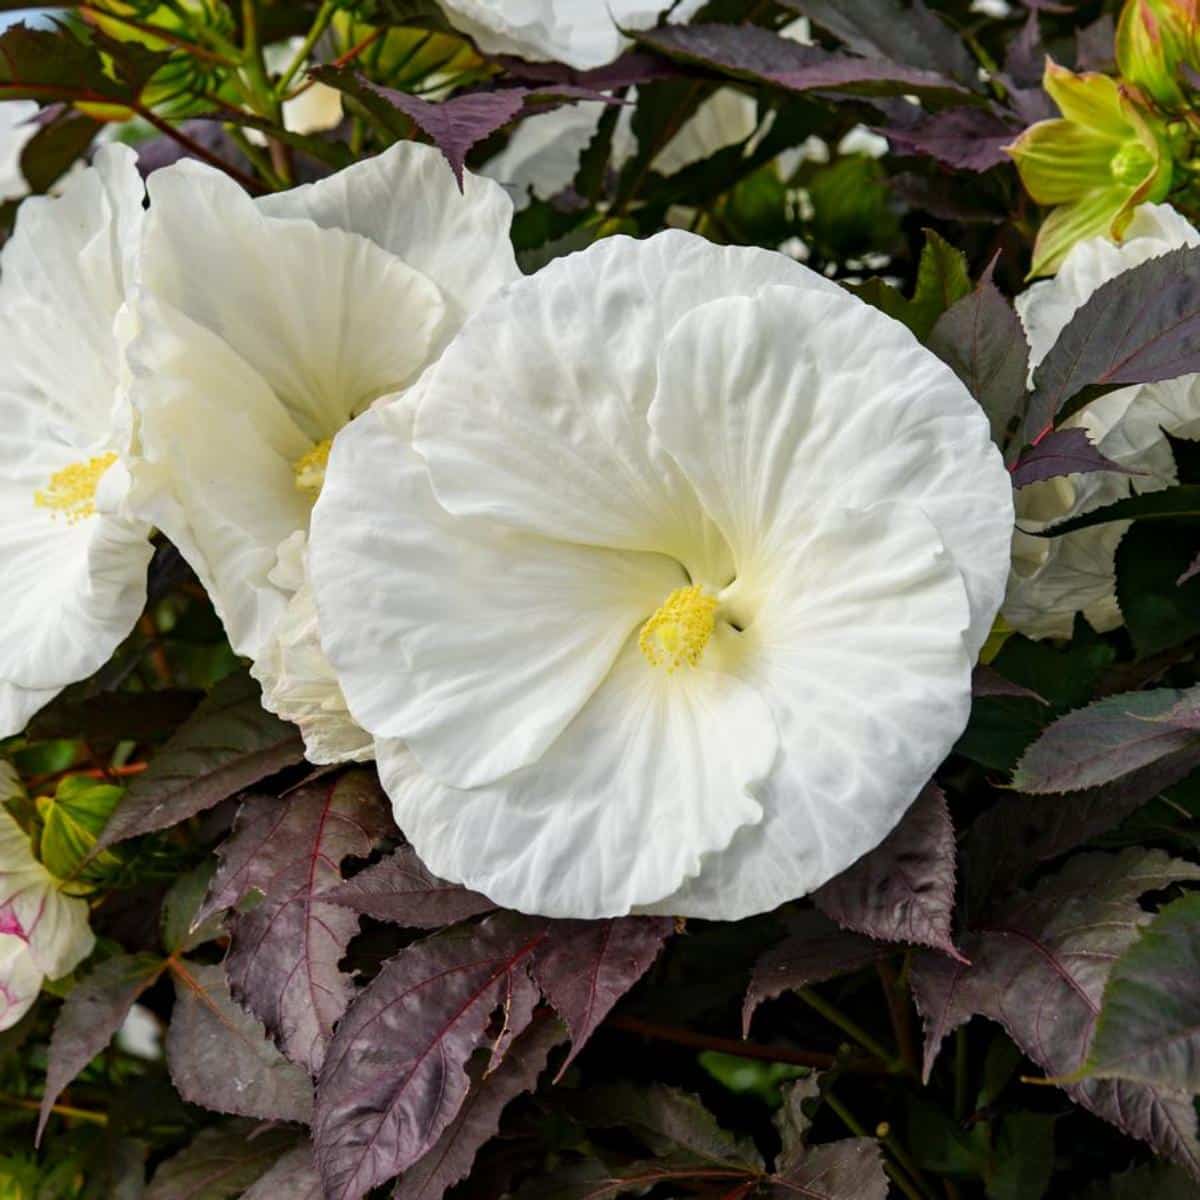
left=532, top=917, right=673, bottom=1076
left=1013, top=687, right=1200, bottom=794
left=1010, top=427, right=1140, bottom=488
left=198, top=772, right=392, bottom=1074
left=814, top=783, right=963, bottom=959
left=927, top=273, right=1029, bottom=452
left=884, top=107, right=1016, bottom=171
left=770, top=1140, right=888, bottom=1199
left=326, top=844, right=495, bottom=929
left=635, top=23, right=976, bottom=103
left=38, top=952, right=163, bottom=1144
left=1179, top=549, right=1200, bottom=586
left=166, top=961, right=314, bottom=1124
left=971, top=663, right=1047, bottom=704
left=911, top=849, right=1200, bottom=1176
left=145, top=1122, right=301, bottom=1200
left=1024, top=246, right=1200, bottom=446
left=313, top=912, right=549, bottom=1200
left=240, top=1143, right=323, bottom=1200
left=96, top=671, right=304, bottom=850
left=393, top=1013, right=565, bottom=1200
left=743, top=910, right=887, bottom=1035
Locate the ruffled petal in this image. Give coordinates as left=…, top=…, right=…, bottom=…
left=413, top=232, right=842, bottom=586
left=257, top=140, right=518, bottom=328
left=644, top=503, right=973, bottom=920
left=376, top=636, right=777, bottom=917
left=0, top=100, right=37, bottom=202
left=0, top=938, right=41, bottom=1032
left=647, top=287, right=1011, bottom=659
left=141, top=158, right=447, bottom=443
left=311, top=401, right=685, bottom=787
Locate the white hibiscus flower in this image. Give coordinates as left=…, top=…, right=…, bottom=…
left=309, top=231, right=1012, bottom=920
left=0, top=766, right=93, bottom=1030
left=1004, top=204, right=1200, bottom=639
left=0, top=145, right=153, bottom=738
left=436, top=0, right=706, bottom=70
left=0, top=100, right=37, bottom=202
left=126, top=141, right=518, bottom=764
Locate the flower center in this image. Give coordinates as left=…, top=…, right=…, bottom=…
left=293, top=438, right=333, bottom=495
left=639, top=585, right=717, bottom=671
left=33, top=453, right=118, bottom=524
left=1111, top=141, right=1154, bottom=186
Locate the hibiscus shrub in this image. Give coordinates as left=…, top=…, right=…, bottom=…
left=4, top=1, right=1200, bottom=1198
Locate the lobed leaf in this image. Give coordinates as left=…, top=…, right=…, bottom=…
left=145, top=1123, right=300, bottom=1200
left=239, top=1144, right=323, bottom=1200
left=884, top=107, right=1016, bottom=172
left=1010, top=427, right=1139, bottom=489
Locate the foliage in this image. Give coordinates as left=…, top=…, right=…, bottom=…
left=2, top=2, right=1200, bottom=1199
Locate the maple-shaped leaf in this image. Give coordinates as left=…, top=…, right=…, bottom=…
left=1010, top=427, right=1139, bottom=488
left=532, top=917, right=673, bottom=1076
left=327, top=843, right=495, bottom=929
left=197, top=772, right=392, bottom=1074
left=911, top=848, right=1200, bottom=1176
left=97, top=670, right=304, bottom=850
left=884, top=107, right=1017, bottom=172
left=145, top=1122, right=301, bottom=1200
left=743, top=910, right=887, bottom=1035
left=971, top=663, right=1047, bottom=704
left=239, top=1143, right=322, bottom=1200
left=393, top=1013, right=566, bottom=1200
left=814, top=783, right=962, bottom=958
left=166, top=961, right=313, bottom=1124
left=1013, top=687, right=1200, bottom=795
left=313, top=912, right=548, bottom=1200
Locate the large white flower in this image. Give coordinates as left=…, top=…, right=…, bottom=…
left=1005, top=204, right=1200, bottom=639
left=0, top=767, right=93, bottom=1030
left=310, top=231, right=1012, bottom=920
left=0, top=145, right=153, bottom=738
left=0, top=100, right=37, bottom=202
left=437, top=0, right=706, bottom=70
left=127, top=142, right=518, bottom=763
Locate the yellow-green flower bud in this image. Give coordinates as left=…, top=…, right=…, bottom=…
left=36, top=776, right=127, bottom=890
left=1008, top=61, right=1173, bottom=275
left=1116, top=0, right=1196, bottom=109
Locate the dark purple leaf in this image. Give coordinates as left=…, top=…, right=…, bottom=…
left=38, top=952, right=163, bottom=1144
left=743, top=910, right=888, bottom=1035
left=1013, top=687, right=1200, bottom=794
left=634, top=24, right=976, bottom=103
left=393, top=1013, right=566, bottom=1200
left=927, top=272, right=1029, bottom=452
left=1011, top=428, right=1141, bottom=488
left=313, top=912, right=548, bottom=1200
left=145, top=1123, right=300, bottom=1200
left=198, top=772, right=392, bottom=1074
left=166, top=961, right=313, bottom=1124
left=1024, top=246, right=1200, bottom=446
left=96, top=671, right=304, bottom=850
left=1085, top=893, right=1200, bottom=1092
left=1075, top=13, right=1116, bottom=73
left=533, top=917, right=672, bottom=1076
left=911, top=849, right=1200, bottom=1176
left=240, top=1144, right=322, bottom=1200
left=326, top=844, right=495, bottom=929
left=769, top=1139, right=888, bottom=1199
left=814, top=783, right=962, bottom=958
left=495, top=49, right=684, bottom=90
left=972, top=663, right=1047, bottom=704
left=1179, top=549, right=1200, bottom=586
left=883, top=107, right=1016, bottom=170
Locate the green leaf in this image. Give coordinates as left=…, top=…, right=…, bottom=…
left=986, top=1112, right=1056, bottom=1200
left=1116, top=520, right=1200, bottom=656
left=1085, top=892, right=1200, bottom=1092
left=851, top=230, right=971, bottom=339
left=160, top=859, right=222, bottom=955
left=38, top=776, right=127, bottom=885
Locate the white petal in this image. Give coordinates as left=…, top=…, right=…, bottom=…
left=376, top=637, right=777, bottom=917
left=646, top=287, right=1011, bottom=659
left=0, top=101, right=37, bottom=201
left=653, top=88, right=757, bottom=177
left=0, top=681, right=62, bottom=740
left=436, top=0, right=706, bottom=69
left=644, top=504, right=973, bottom=920
left=311, top=402, right=686, bottom=787
left=141, top=159, right=447, bottom=441
left=0, top=937, right=41, bottom=1031
left=257, top=140, right=518, bottom=327
left=413, top=232, right=843, bottom=585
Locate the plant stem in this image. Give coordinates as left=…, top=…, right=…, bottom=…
left=878, top=960, right=918, bottom=1074
left=0, top=1094, right=107, bottom=1126
left=277, top=0, right=338, bottom=96
left=823, top=1090, right=930, bottom=1200
left=797, top=986, right=903, bottom=1072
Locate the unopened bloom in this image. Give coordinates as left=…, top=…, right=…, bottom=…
left=0, top=101, right=36, bottom=202
left=310, top=231, right=1012, bottom=920
left=1006, top=204, right=1200, bottom=638
left=1116, top=0, right=1196, bottom=109
left=0, top=766, right=93, bottom=1031
left=0, top=146, right=153, bottom=737
left=128, top=142, right=518, bottom=764
left=1009, top=61, right=1173, bottom=276
left=436, top=0, right=705, bottom=69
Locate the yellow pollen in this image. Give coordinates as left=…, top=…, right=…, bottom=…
left=33, top=453, right=118, bottom=524
left=639, top=585, right=717, bottom=671
left=294, top=438, right=333, bottom=495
